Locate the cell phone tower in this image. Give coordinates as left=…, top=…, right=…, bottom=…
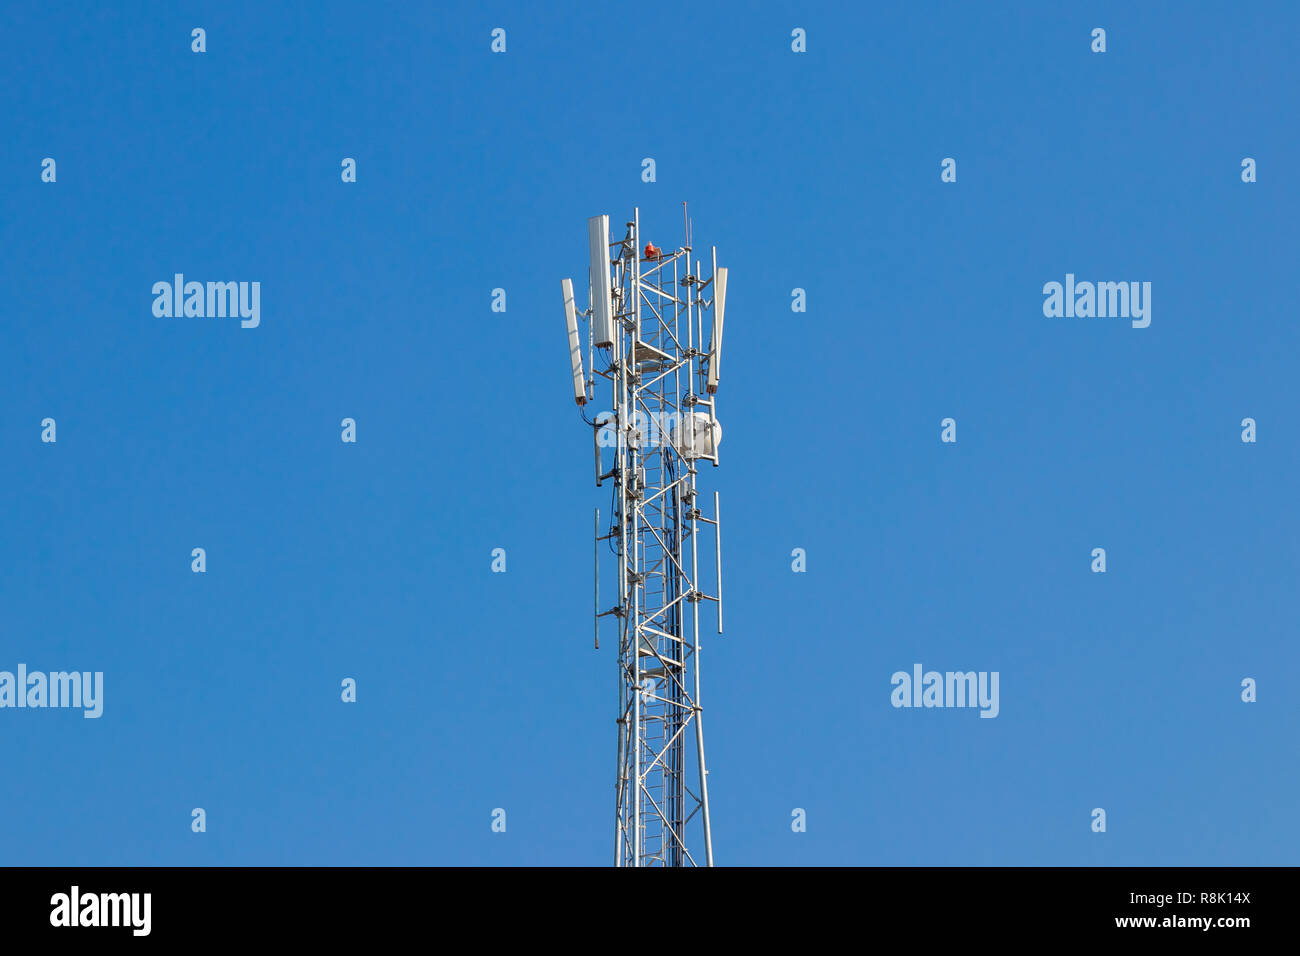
left=560, top=205, right=727, bottom=867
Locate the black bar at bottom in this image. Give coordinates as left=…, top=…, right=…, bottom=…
left=0, top=866, right=1278, bottom=942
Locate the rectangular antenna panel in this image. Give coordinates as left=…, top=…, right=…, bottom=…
left=562, top=278, right=586, bottom=405
left=588, top=214, right=614, bottom=347
left=706, top=266, right=727, bottom=394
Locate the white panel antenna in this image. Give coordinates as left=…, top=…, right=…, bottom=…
left=588, top=214, right=614, bottom=347
left=706, top=265, right=727, bottom=394
left=561, top=278, right=586, bottom=405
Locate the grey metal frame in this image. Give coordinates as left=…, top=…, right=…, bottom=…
left=571, top=207, right=725, bottom=867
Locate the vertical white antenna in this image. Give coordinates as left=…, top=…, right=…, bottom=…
left=707, top=263, right=726, bottom=395
left=588, top=215, right=614, bottom=347
left=561, top=278, right=586, bottom=405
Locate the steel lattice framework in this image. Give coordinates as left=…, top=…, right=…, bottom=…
left=561, top=206, right=726, bottom=867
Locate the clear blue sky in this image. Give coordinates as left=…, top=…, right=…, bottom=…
left=1, top=1, right=1296, bottom=866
